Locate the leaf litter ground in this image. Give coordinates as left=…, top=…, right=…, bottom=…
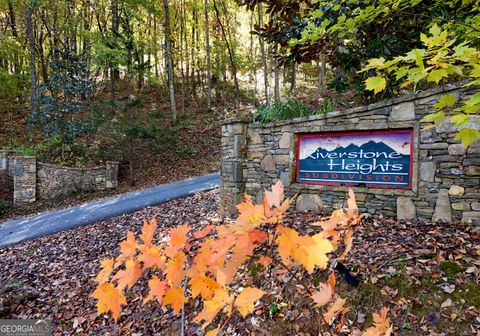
left=0, top=190, right=479, bottom=335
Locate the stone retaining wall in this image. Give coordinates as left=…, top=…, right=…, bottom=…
left=220, top=82, right=480, bottom=225
left=0, top=150, right=119, bottom=205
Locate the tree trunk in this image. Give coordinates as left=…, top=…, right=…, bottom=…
left=274, top=43, right=280, bottom=101
left=213, top=0, right=239, bottom=107
left=290, top=62, right=296, bottom=94
left=205, top=0, right=212, bottom=110
left=163, top=0, right=177, bottom=123
left=318, top=50, right=327, bottom=99
left=258, top=4, right=269, bottom=104
left=26, top=3, right=37, bottom=113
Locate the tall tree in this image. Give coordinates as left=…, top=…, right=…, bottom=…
left=163, top=0, right=177, bottom=123
left=205, top=0, right=212, bottom=110
left=25, top=1, right=37, bottom=113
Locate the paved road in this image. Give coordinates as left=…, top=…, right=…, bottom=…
left=0, top=173, right=220, bottom=248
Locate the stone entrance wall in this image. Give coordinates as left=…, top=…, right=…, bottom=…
left=0, top=151, right=119, bottom=205
left=220, top=83, right=480, bottom=225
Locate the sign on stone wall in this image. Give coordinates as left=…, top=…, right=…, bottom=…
left=296, top=129, right=413, bottom=188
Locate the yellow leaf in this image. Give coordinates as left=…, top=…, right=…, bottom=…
left=205, top=328, right=220, bottom=336
left=163, top=287, right=188, bottom=315
left=143, top=275, right=168, bottom=304
left=189, top=274, right=220, bottom=300
left=95, top=257, right=115, bottom=284
left=323, top=297, right=349, bottom=324
left=311, top=273, right=335, bottom=307
left=112, top=259, right=142, bottom=290
left=364, top=76, right=386, bottom=95
left=139, top=218, right=157, bottom=247
left=165, top=251, right=186, bottom=287
left=433, top=93, right=456, bottom=109
left=235, top=287, right=266, bottom=318
left=118, top=231, right=137, bottom=261
left=362, top=307, right=392, bottom=336
left=91, top=282, right=126, bottom=321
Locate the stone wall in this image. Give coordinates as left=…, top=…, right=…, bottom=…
left=220, top=83, right=480, bottom=225
left=36, top=161, right=119, bottom=199
left=0, top=150, right=16, bottom=202
left=0, top=150, right=119, bottom=205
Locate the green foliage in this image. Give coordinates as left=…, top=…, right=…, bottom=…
left=29, top=48, right=94, bottom=141
left=13, top=144, right=37, bottom=157
left=362, top=24, right=480, bottom=147
left=0, top=200, right=10, bottom=217
left=0, top=69, right=20, bottom=99
left=253, top=98, right=329, bottom=123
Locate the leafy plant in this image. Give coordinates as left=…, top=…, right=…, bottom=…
left=362, top=24, right=480, bottom=147
left=28, top=48, right=94, bottom=142
left=0, top=200, right=10, bottom=216
left=253, top=98, right=322, bottom=122
left=91, top=181, right=391, bottom=334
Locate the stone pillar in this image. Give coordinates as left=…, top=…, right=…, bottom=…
left=219, top=119, right=250, bottom=217
left=12, top=156, right=37, bottom=205
left=0, top=150, right=16, bottom=173
left=105, top=161, right=119, bottom=189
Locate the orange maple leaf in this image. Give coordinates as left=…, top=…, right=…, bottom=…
left=139, top=218, right=157, bottom=247
left=339, top=229, right=354, bottom=260
left=362, top=307, right=393, bottom=336
left=264, top=180, right=284, bottom=209
left=193, top=224, right=215, bottom=239
left=347, top=188, right=358, bottom=213
left=276, top=226, right=333, bottom=273
left=215, top=265, right=238, bottom=287
left=205, top=328, right=219, bottom=336
left=194, top=288, right=233, bottom=329
left=95, top=257, right=115, bottom=284
left=118, top=231, right=137, bottom=261
left=323, top=297, right=349, bottom=324
left=311, top=272, right=335, bottom=307
left=140, top=245, right=165, bottom=270
left=165, top=251, right=186, bottom=287
left=112, top=259, right=142, bottom=290
left=235, top=287, right=266, bottom=317
left=257, top=256, right=272, bottom=268
left=143, top=275, right=168, bottom=304
left=165, top=224, right=190, bottom=258
left=163, top=287, right=188, bottom=315
left=91, top=282, right=126, bottom=321
left=188, top=273, right=220, bottom=300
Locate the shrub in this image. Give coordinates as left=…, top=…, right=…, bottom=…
left=90, top=181, right=391, bottom=335
left=253, top=98, right=333, bottom=123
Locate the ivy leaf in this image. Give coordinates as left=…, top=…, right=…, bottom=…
left=434, top=94, right=457, bottom=109
left=235, top=287, right=266, bottom=318
left=364, top=76, right=386, bottom=94
left=91, top=282, right=126, bottom=321
left=454, top=128, right=479, bottom=147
